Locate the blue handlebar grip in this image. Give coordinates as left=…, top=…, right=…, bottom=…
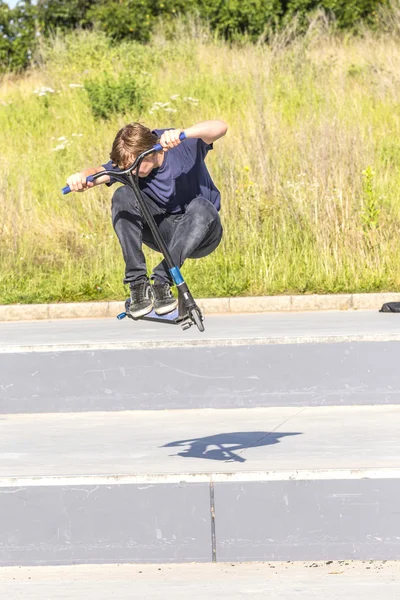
left=61, top=175, right=94, bottom=195
left=153, top=131, right=186, bottom=153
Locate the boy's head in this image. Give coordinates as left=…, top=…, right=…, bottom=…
left=110, top=122, right=159, bottom=176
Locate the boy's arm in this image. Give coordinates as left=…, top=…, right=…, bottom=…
left=158, top=120, right=228, bottom=150
left=184, top=120, right=228, bottom=145
left=66, top=166, right=110, bottom=193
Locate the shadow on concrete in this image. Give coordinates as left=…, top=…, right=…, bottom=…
left=162, top=431, right=302, bottom=462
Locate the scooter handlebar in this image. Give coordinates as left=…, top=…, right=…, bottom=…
left=61, top=131, right=187, bottom=195
left=61, top=175, right=94, bottom=196
left=152, top=130, right=186, bottom=152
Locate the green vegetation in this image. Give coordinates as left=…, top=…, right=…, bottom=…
left=2, top=14, right=400, bottom=303
left=0, top=1, right=389, bottom=73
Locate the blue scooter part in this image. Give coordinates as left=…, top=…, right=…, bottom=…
left=61, top=175, right=94, bottom=195
left=152, top=131, right=186, bottom=153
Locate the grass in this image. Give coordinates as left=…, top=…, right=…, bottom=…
left=2, top=16, right=400, bottom=304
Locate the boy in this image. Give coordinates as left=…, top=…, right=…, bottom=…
left=66, top=119, right=227, bottom=318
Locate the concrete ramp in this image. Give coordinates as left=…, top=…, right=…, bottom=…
left=1, top=341, right=400, bottom=413
left=0, top=406, right=399, bottom=565
left=0, top=312, right=399, bottom=568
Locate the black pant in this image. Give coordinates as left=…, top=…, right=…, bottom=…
left=112, top=185, right=223, bottom=284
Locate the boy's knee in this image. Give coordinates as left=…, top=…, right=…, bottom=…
left=189, top=197, right=219, bottom=226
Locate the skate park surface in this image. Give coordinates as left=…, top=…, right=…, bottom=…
left=0, top=310, right=399, bottom=596
left=1, top=561, right=399, bottom=599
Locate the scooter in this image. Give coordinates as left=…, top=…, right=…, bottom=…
left=62, top=132, right=205, bottom=332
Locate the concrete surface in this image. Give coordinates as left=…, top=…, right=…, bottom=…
left=1, top=311, right=400, bottom=353
left=1, top=476, right=399, bottom=565
left=2, top=311, right=400, bottom=567
left=0, top=561, right=399, bottom=598
left=1, top=406, right=399, bottom=565
left=1, top=406, right=399, bottom=477
left=0, top=290, right=399, bottom=322
left=1, top=340, right=400, bottom=413
left=3, top=312, right=400, bottom=414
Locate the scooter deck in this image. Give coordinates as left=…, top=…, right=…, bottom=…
left=135, top=307, right=181, bottom=324
left=117, top=301, right=192, bottom=328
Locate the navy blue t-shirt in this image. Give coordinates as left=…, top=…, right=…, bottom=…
left=102, top=128, right=220, bottom=214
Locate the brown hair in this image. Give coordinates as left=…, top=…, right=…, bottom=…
left=110, top=123, right=158, bottom=167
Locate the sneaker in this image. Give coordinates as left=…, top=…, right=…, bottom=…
left=129, top=279, right=153, bottom=318
left=152, top=279, right=178, bottom=315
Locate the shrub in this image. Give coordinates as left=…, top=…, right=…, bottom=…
left=84, top=71, right=147, bottom=120
left=0, top=0, right=36, bottom=72
left=284, top=0, right=384, bottom=29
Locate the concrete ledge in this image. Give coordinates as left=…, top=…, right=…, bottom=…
left=352, top=292, right=400, bottom=310
left=291, top=294, right=352, bottom=311
left=197, top=297, right=230, bottom=314
left=0, top=292, right=398, bottom=321
left=229, top=295, right=292, bottom=313
left=1, top=476, right=399, bottom=565
left=3, top=341, right=400, bottom=411
left=0, top=303, right=50, bottom=321
left=48, top=302, right=108, bottom=320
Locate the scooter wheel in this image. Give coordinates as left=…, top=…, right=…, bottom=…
left=190, top=307, right=205, bottom=332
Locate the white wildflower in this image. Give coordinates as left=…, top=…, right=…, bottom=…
left=164, top=107, right=177, bottom=113
left=69, top=83, right=84, bottom=88
left=52, top=139, right=72, bottom=151
left=150, top=100, right=175, bottom=114
left=170, top=94, right=180, bottom=100
left=72, top=133, right=83, bottom=137
left=33, top=86, right=55, bottom=95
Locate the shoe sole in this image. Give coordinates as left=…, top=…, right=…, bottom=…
left=129, top=303, right=154, bottom=319
left=154, top=299, right=178, bottom=316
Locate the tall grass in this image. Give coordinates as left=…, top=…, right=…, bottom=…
left=2, top=16, right=400, bottom=304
